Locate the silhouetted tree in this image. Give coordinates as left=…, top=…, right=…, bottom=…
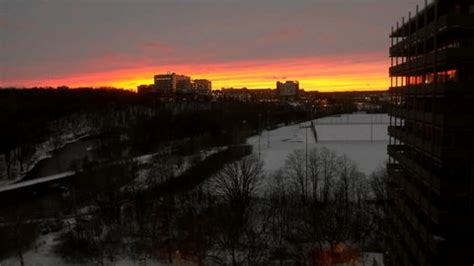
left=213, top=155, right=264, bottom=265
left=273, top=147, right=371, bottom=263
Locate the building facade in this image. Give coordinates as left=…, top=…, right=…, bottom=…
left=175, top=74, right=192, bottom=93
left=388, top=1, right=474, bottom=265
left=154, top=73, right=177, bottom=92
left=193, top=79, right=212, bottom=94
left=153, top=73, right=192, bottom=93
left=276, top=81, right=299, bottom=98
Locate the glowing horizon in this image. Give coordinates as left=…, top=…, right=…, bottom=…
left=0, top=52, right=390, bottom=92
left=1, top=1, right=412, bottom=93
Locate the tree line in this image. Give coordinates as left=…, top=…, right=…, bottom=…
left=0, top=88, right=316, bottom=182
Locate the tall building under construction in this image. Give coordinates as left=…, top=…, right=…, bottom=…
left=388, top=0, right=474, bottom=265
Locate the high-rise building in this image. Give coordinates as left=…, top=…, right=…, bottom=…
left=388, top=1, right=474, bottom=265
left=276, top=81, right=299, bottom=98
left=153, top=73, right=191, bottom=93
left=175, top=74, right=192, bottom=93
left=193, top=79, right=212, bottom=94
left=154, top=73, right=177, bottom=92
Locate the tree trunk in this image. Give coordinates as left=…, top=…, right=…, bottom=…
left=231, top=248, right=237, bottom=266
left=17, top=242, right=24, bottom=266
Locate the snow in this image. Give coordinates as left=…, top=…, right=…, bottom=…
left=247, top=113, right=389, bottom=176
left=0, top=145, right=227, bottom=194
left=361, top=252, right=384, bottom=266
left=0, top=229, right=173, bottom=266
left=313, top=141, right=387, bottom=175
left=0, top=133, right=92, bottom=187
left=0, top=114, right=389, bottom=265
left=0, top=231, right=66, bottom=266
left=0, top=171, right=75, bottom=193
left=130, top=146, right=227, bottom=190
left=314, top=113, right=389, bottom=125
left=133, top=146, right=226, bottom=165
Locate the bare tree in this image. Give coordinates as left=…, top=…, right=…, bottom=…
left=266, top=170, right=299, bottom=265
left=213, top=155, right=264, bottom=265
left=214, top=155, right=263, bottom=222
left=277, top=147, right=371, bottom=263
left=368, top=165, right=389, bottom=247
left=284, top=147, right=340, bottom=204
left=369, top=166, right=389, bottom=206
left=284, top=149, right=307, bottom=200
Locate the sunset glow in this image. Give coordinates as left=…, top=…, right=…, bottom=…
left=2, top=53, right=389, bottom=92
left=1, top=0, right=408, bottom=92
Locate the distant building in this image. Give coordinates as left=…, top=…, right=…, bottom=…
left=139, top=73, right=213, bottom=99
left=154, top=73, right=176, bottom=92
left=248, top=89, right=277, bottom=102
left=276, top=81, right=299, bottom=98
left=153, top=73, right=192, bottom=93
left=221, top=88, right=251, bottom=102
left=193, top=79, right=212, bottom=94
left=175, top=74, right=192, bottom=93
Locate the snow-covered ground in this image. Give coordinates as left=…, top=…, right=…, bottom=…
left=361, top=252, right=384, bottom=266
left=0, top=229, right=173, bottom=266
left=247, top=113, right=389, bottom=176
left=131, top=146, right=227, bottom=190
left=1, top=114, right=388, bottom=266
left=0, top=132, right=93, bottom=187
left=246, top=113, right=388, bottom=266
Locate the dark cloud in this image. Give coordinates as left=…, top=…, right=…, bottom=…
left=0, top=0, right=427, bottom=83
left=139, top=41, right=174, bottom=53
left=0, top=18, right=7, bottom=28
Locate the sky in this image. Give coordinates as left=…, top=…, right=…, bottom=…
left=0, top=0, right=427, bottom=91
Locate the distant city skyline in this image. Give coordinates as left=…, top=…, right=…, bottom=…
left=1, top=0, right=425, bottom=91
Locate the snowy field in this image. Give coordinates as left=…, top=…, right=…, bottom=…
left=247, top=113, right=389, bottom=176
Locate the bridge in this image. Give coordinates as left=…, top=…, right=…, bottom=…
left=0, top=171, right=76, bottom=194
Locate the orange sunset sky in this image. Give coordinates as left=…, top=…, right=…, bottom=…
left=3, top=53, right=390, bottom=92
left=0, top=0, right=419, bottom=92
